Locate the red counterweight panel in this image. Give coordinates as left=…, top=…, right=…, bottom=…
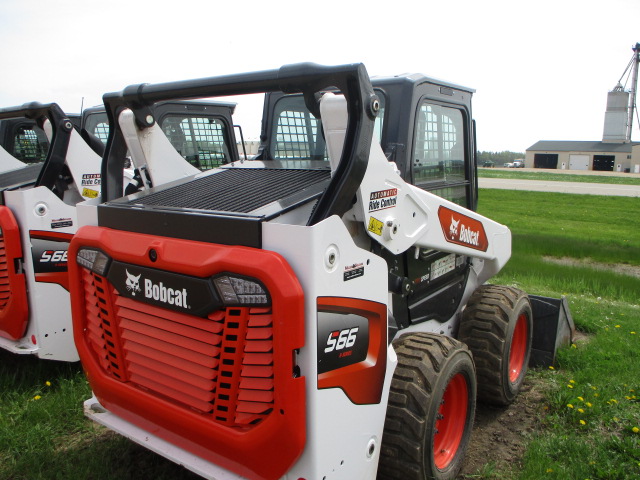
left=69, top=226, right=306, bottom=480
left=0, top=206, right=28, bottom=340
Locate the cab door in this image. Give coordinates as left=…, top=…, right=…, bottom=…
left=402, top=95, right=475, bottom=326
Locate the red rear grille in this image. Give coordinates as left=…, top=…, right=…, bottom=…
left=0, top=237, right=10, bottom=310
left=83, top=270, right=275, bottom=428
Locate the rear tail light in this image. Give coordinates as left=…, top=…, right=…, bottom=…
left=76, top=248, right=110, bottom=276
left=213, top=274, right=269, bottom=306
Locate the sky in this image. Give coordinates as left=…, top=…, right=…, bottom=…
left=1, top=0, right=639, bottom=152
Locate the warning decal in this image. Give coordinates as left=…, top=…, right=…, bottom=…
left=82, top=188, right=99, bottom=199
left=367, top=217, right=383, bottom=236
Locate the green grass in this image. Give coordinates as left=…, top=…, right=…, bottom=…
left=0, top=351, right=200, bottom=479
left=477, top=190, right=640, bottom=479
left=478, top=169, right=640, bottom=185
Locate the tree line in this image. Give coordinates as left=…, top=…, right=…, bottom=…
left=477, top=151, right=524, bottom=163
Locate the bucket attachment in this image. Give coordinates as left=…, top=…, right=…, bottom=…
left=529, top=295, right=575, bottom=368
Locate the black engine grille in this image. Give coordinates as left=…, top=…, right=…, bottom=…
left=98, top=167, right=331, bottom=248
left=122, top=168, right=330, bottom=213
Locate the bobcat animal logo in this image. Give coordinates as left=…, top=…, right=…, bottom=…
left=449, top=218, right=460, bottom=237
left=125, top=270, right=142, bottom=296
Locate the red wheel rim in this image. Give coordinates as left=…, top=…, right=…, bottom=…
left=509, top=313, right=529, bottom=383
left=433, top=373, right=469, bottom=470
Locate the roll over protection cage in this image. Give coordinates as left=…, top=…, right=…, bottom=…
left=0, top=103, right=74, bottom=193
left=100, top=62, right=378, bottom=226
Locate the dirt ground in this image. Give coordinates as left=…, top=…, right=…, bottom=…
left=460, top=377, right=546, bottom=478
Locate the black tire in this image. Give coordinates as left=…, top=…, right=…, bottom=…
left=378, top=333, right=476, bottom=480
left=458, top=285, right=533, bottom=406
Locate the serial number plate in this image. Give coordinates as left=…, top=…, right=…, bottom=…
left=431, top=254, right=456, bottom=280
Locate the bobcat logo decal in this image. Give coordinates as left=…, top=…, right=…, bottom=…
left=449, top=218, right=460, bottom=237
left=125, top=270, right=142, bottom=296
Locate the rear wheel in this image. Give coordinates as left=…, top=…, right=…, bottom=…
left=458, top=285, right=533, bottom=406
left=378, top=333, right=476, bottom=480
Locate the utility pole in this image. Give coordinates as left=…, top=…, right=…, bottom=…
left=626, top=42, right=639, bottom=142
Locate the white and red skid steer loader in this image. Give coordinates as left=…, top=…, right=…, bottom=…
left=68, top=63, right=571, bottom=480
left=0, top=101, right=236, bottom=362
left=0, top=103, right=102, bottom=361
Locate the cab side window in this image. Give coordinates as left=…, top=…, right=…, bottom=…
left=12, top=126, right=48, bottom=163
left=271, top=96, right=326, bottom=160
left=269, top=93, right=386, bottom=161
left=162, top=115, right=231, bottom=170
left=413, top=102, right=468, bottom=206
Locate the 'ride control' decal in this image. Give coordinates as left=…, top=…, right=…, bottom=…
left=438, top=206, right=489, bottom=252
left=368, top=188, right=398, bottom=212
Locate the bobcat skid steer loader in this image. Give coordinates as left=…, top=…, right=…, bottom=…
left=0, top=100, right=234, bottom=362
left=68, top=63, right=564, bottom=480
left=0, top=102, right=104, bottom=361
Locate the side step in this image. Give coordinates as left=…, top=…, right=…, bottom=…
left=529, top=295, right=576, bottom=368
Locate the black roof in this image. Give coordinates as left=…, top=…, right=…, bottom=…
left=527, top=140, right=639, bottom=153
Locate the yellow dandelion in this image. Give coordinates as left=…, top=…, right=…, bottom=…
left=610, top=398, right=618, bottom=404
left=567, top=384, right=574, bottom=389
left=570, top=379, right=576, bottom=384
left=632, top=427, right=639, bottom=434
left=631, top=332, right=636, bottom=335
left=626, top=396, right=632, bottom=400
left=571, top=343, right=577, bottom=349
left=577, top=396, right=584, bottom=402
left=613, top=417, right=620, bottom=422
left=567, top=404, right=574, bottom=409
left=578, top=408, right=585, bottom=413
left=546, top=468, right=554, bottom=473
left=580, top=419, right=586, bottom=425
left=586, top=402, right=592, bottom=407
left=594, top=393, right=600, bottom=397
left=615, top=325, right=621, bottom=328
left=549, top=366, right=555, bottom=370
left=33, top=395, right=41, bottom=400
left=45, top=381, right=51, bottom=387
left=589, top=461, right=596, bottom=465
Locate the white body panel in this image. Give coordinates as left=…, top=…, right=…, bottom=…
left=0, top=145, right=27, bottom=173
left=0, top=129, right=103, bottom=361
left=2, top=187, right=79, bottom=361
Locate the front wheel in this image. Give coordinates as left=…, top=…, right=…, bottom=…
left=458, top=285, right=533, bottom=406
left=378, top=333, right=476, bottom=480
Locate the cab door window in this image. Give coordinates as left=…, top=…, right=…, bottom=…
left=412, top=102, right=468, bottom=206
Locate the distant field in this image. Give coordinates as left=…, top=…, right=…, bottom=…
left=478, top=169, right=640, bottom=185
